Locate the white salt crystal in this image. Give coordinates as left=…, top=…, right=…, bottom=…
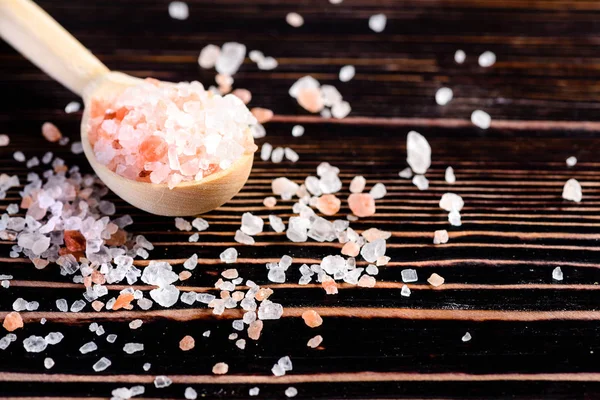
left=107, top=334, right=117, bottom=343
left=123, top=343, right=144, bottom=354
left=269, top=214, right=286, bottom=233
left=401, top=269, right=418, bottom=283
left=198, top=44, right=221, bottom=69
left=462, top=332, right=472, bottom=342
left=216, top=42, right=246, bottom=76
left=185, top=387, right=197, bottom=400
left=154, top=376, right=172, bottom=388
left=258, top=56, right=278, bottom=70
left=202, top=330, right=211, bottom=337
left=401, top=284, right=411, bottom=297
left=445, top=166, right=456, bottom=184
left=241, top=212, right=264, bottom=235
left=435, top=87, right=453, bottom=106
left=566, top=156, right=577, bottom=167
left=192, top=217, right=209, bottom=231
left=180, top=292, right=196, bottom=305
left=1, top=281, right=9, bottom=289
left=289, top=75, right=320, bottom=98
left=369, top=183, right=386, bottom=199
left=175, top=217, right=192, bottom=231
left=412, top=175, right=429, bottom=190
left=366, top=265, right=379, bottom=275
left=23, top=335, right=47, bottom=353
left=471, top=110, right=491, bottom=129
left=350, top=176, right=366, bottom=193
left=272, top=177, right=299, bottom=198
left=45, top=332, right=64, bottom=345
left=79, top=341, right=98, bottom=354
left=42, top=151, right=53, bottom=163
left=44, top=357, right=55, bottom=369
left=406, top=131, right=431, bottom=174
left=261, top=143, right=273, bottom=161
left=184, top=253, right=198, bottom=270
left=129, top=319, right=143, bottom=329
left=150, top=285, right=180, bottom=307
left=292, top=125, right=305, bottom=137
left=143, top=363, right=151, bottom=371
left=65, top=101, right=80, bottom=114
left=272, top=363, right=285, bottom=376
left=285, top=387, right=298, bottom=398
left=398, top=167, right=413, bottom=179
left=251, top=124, right=266, bottom=139
left=14, top=151, right=25, bottom=162
left=70, top=299, right=86, bottom=312
left=258, top=300, right=283, bottom=320
left=284, top=148, right=300, bottom=163
left=339, top=65, right=355, bottom=82
left=7, top=203, right=19, bottom=214
left=331, top=101, right=351, bottom=119
left=249, top=387, right=260, bottom=396
left=454, top=49, right=466, bottom=64
left=0, top=135, right=9, bottom=146
left=93, top=357, right=111, bottom=372
left=271, top=147, right=284, bottom=163
left=13, top=298, right=27, bottom=311
left=188, top=233, right=199, bottom=242
left=168, top=1, right=189, bottom=20
left=552, top=267, right=564, bottom=281
left=286, top=12, right=304, bottom=27
left=249, top=50, right=264, bottom=62
left=220, top=247, right=238, bottom=263
left=448, top=210, right=462, bottom=226
left=433, top=230, right=449, bottom=244
left=235, top=230, right=255, bottom=245
left=439, top=193, right=464, bottom=212
left=369, top=13, right=387, bottom=32
left=478, top=51, right=496, bottom=67
left=562, top=179, right=582, bottom=202
left=40, top=318, right=46, bottom=325
left=361, top=239, right=386, bottom=263
left=71, top=141, right=84, bottom=154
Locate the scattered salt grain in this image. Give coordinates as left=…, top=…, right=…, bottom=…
left=401, top=269, right=418, bottom=283
left=192, top=217, right=209, bottom=231
left=93, top=357, right=111, bottom=372
left=433, top=230, right=449, bottom=244
left=331, top=101, right=351, bottom=119
left=562, top=179, right=582, bottom=202
left=348, top=193, right=376, bottom=217
left=445, top=166, right=456, bottom=184
left=198, top=44, right=220, bottom=69
left=406, top=131, right=431, bottom=174
left=350, top=176, right=366, bottom=193
left=220, top=248, right=238, bottom=264
left=369, top=13, right=387, bottom=32
left=566, top=156, right=577, bottom=167
left=175, top=218, right=192, bottom=231
left=3, top=311, right=23, bottom=331
left=307, top=335, right=323, bottom=348
left=286, top=12, right=304, bottom=27
left=212, top=362, right=229, bottom=375
left=123, top=343, right=144, bottom=354
left=285, top=387, right=298, bottom=398
left=471, top=110, right=491, bottom=129
left=71, top=141, right=83, bottom=154
left=251, top=107, right=274, bottom=124
left=271, top=147, right=284, bottom=163
left=79, top=341, right=98, bottom=354
left=44, top=357, right=55, bottom=369
left=70, top=300, right=86, bottom=312
left=202, top=330, right=211, bottom=337
left=292, top=125, right=305, bottom=137
left=269, top=215, right=286, bottom=233
left=0, top=134, right=9, bottom=146
left=258, top=300, right=284, bottom=320
left=235, top=338, right=246, bottom=349
left=45, top=332, right=64, bottom=345
left=13, top=151, right=25, bottom=162
left=41, top=122, right=62, bottom=142
left=284, top=147, right=300, bottom=163
left=23, top=335, right=47, bottom=353
left=552, top=267, right=564, bottom=281
left=179, top=335, right=195, bottom=351
left=143, top=363, right=151, bottom=371
left=185, top=387, right=197, bottom=400
left=107, top=334, right=117, bottom=343
left=188, top=233, right=199, bottom=242
left=129, top=319, right=143, bottom=329
left=435, top=87, right=453, bottom=106
left=369, top=183, right=386, bottom=199
left=261, top=143, right=273, bottom=161
left=183, top=254, right=198, bottom=270
left=358, top=274, right=376, bottom=288
left=401, top=284, right=411, bottom=297
left=65, top=101, right=80, bottom=114
left=241, top=212, right=264, bottom=235
left=272, top=363, right=285, bottom=376
left=168, top=1, right=189, bottom=20
left=263, top=196, right=277, bottom=208
left=478, top=51, right=496, bottom=67
left=454, top=49, right=466, bottom=64
left=154, top=375, right=173, bottom=388
left=439, top=193, right=464, bottom=212
left=399, top=167, right=413, bottom=179
left=339, top=65, right=355, bottom=82
left=249, top=387, right=260, bottom=396
left=302, top=310, right=323, bottom=328
left=427, top=273, right=445, bottom=287
left=462, top=332, right=472, bottom=342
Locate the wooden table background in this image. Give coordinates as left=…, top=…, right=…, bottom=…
left=2, top=0, right=600, bottom=398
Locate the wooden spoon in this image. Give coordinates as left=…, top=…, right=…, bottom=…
left=0, top=0, right=255, bottom=216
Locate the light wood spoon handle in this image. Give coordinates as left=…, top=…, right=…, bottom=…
left=0, top=0, right=109, bottom=96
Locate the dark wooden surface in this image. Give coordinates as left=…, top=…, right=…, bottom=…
left=3, top=0, right=600, bottom=398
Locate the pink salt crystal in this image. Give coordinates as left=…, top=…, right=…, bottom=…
left=361, top=228, right=391, bottom=242
left=427, top=273, right=445, bottom=287
left=248, top=320, right=264, bottom=340
left=179, top=271, right=192, bottom=281
left=316, top=194, right=341, bottom=216
left=433, top=230, right=449, bottom=245
left=32, top=257, right=49, bottom=270
left=222, top=269, right=239, bottom=279
left=357, top=275, right=376, bottom=288
left=341, top=242, right=360, bottom=257
left=255, top=288, right=273, bottom=301
left=307, top=335, right=323, bottom=348
left=212, top=362, right=229, bottom=375
left=42, top=122, right=62, bottom=143
left=0, top=134, right=10, bottom=147
left=251, top=107, right=274, bottom=124
left=232, top=88, right=252, bottom=104
left=302, top=310, right=323, bottom=328
left=263, top=196, right=277, bottom=208
left=220, top=291, right=231, bottom=299
left=3, top=311, right=23, bottom=332
left=64, top=230, right=86, bottom=252
left=297, top=87, right=324, bottom=113
left=321, top=276, right=338, bottom=295
left=232, top=291, right=244, bottom=301
left=179, top=335, right=195, bottom=351
left=91, top=301, right=104, bottom=312
left=348, top=193, right=376, bottom=218
left=113, top=293, right=134, bottom=310
left=376, top=256, right=390, bottom=266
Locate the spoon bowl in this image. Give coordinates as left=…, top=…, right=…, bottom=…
left=0, top=0, right=255, bottom=216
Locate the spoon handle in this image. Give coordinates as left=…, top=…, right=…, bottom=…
left=0, top=0, right=109, bottom=96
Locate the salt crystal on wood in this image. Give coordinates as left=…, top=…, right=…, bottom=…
left=433, top=230, right=449, bottom=244
left=212, top=362, right=229, bottom=374
left=179, top=335, right=195, bottom=351
left=44, top=357, right=55, bottom=369
left=562, top=179, right=582, bottom=202
left=292, top=125, right=305, bottom=137
left=286, top=12, right=304, bottom=27
left=369, top=13, right=387, bottom=32
left=339, top=65, right=355, bottom=82
left=406, top=131, right=431, bottom=174
left=478, top=51, right=496, bottom=67
left=369, top=183, right=386, bottom=199
left=454, top=49, right=466, bottom=64
left=401, top=285, right=411, bottom=297
left=154, top=375, right=173, bottom=388
left=427, top=273, right=445, bottom=287
left=302, top=310, right=323, bottom=327
left=0, top=135, right=9, bottom=147
left=566, top=156, right=577, bottom=167
left=552, top=267, right=564, bottom=281
left=285, top=387, right=298, bottom=398
left=185, top=387, right=197, bottom=400
left=401, top=269, right=418, bottom=283
left=350, top=176, right=366, bottom=193
left=168, top=1, right=188, bottom=20
left=307, top=335, right=323, bottom=348
left=65, top=101, right=80, bottom=114
left=435, top=88, right=453, bottom=106
left=93, top=357, right=111, bottom=372
left=445, top=166, right=456, bottom=184
left=198, top=44, right=220, bottom=69
left=220, top=248, right=238, bottom=264
left=471, top=110, right=491, bottom=129
left=42, top=122, right=62, bottom=143
left=462, top=332, right=472, bottom=342
left=249, top=387, right=260, bottom=396
left=398, top=167, right=413, bottom=179
left=261, top=143, right=273, bottom=161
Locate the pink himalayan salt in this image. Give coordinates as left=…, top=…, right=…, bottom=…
left=232, top=88, right=252, bottom=104
left=428, top=273, right=445, bottom=287
left=348, top=193, right=376, bottom=217
left=307, top=335, right=323, bottom=348
left=212, top=362, right=229, bottom=374
left=341, top=241, right=360, bottom=257
left=263, top=196, right=277, bottom=208
left=32, top=257, right=49, bottom=270
left=248, top=320, right=264, bottom=340
left=297, top=87, right=324, bottom=113
left=42, top=122, right=62, bottom=143
left=179, top=271, right=192, bottom=281
left=3, top=311, right=23, bottom=332
left=91, top=301, right=104, bottom=312
left=221, top=269, right=239, bottom=279
left=255, top=288, right=273, bottom=301
left=376, top=256, right=390, bottom=266
left=358, top=275, right=376, bottom=288
left=362, top=228, right=391, bottom=242
left=179, top=335, right=195, bottom=351
left=316, top=194, right=341, bottom=216
left=302, top=310, right=323, bottom=328
left=215, top=74, right=233, bottom=93
left=87, top=79, right=257, bottom=188
left=321, top=276, right=338, bottom=295
left=232, top=291, right=244, bottom=302
left=251, top=107, right=274, bottom=124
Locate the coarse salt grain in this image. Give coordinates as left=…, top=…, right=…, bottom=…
left=445, top=166, right=456, bottom=184
left=454, top=49, right=466, bottom=64
left=212, top=362, right=229, bottom=374
left=435, top=87, right=453, bottom=106
left=263, top=196, right=277, bottom=208
left=369, top=13, right=387, bottom=32
left=406, top=131, right=431, bottom=174
left=566, top=156, right=577, bottom=167
left=249, top=387, right=260, bottom=396
left=433, top=230, right=449, bottom=244
left=401, top=269, right=418, bottom=283
left=307, top=335, right=323, bottom=348
left=339, top=65, right=355, bottom=82
left=179, top=335, right=195, bottom=351
left=369, top=183, right=386, bottom=200
left=292, top=125, right=305, bottom=137
left=462, top=332, right=472, bottom=342
left=44, top=357, right=55, bottom=369
left=42, top=122, right=62, bottom=142
left=286, top=12, right=304, bottom=27
left=471, top=110, right=491, bottom=129
left=552, top=267, right=564, bottom=281
left=348, top=193, right=376, bottom=217
left=168, top=1, right=189, bottom=20
left=0, top=134, right=9, bottom=146
left=302, top=310, right=323, bottom=327
left=154, top=375, right=172, bottom=388
left=401, top=284, right=411, bottom=297
left=185, top=387, right=197, bottom=400
left=478, top=51, right=496, bottom=67
left=93, top=357, right=111, bottom=372
left=2, top=312, right=23, bottom=332
left=427, top=273, right=445, bottom=287
left=65, top=101, right=81, bottom=114
left=350, top=176, right=366, bottom=193
left=198, top=44, right=220, bottom=69
left=563, top=179, right=582, bottom=202
left=285, top=387, right=298, bottom=398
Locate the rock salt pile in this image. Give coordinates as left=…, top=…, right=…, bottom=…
left=289, top=76, right=351, bottom=119
left=88, top=78, right=257, bottom=188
